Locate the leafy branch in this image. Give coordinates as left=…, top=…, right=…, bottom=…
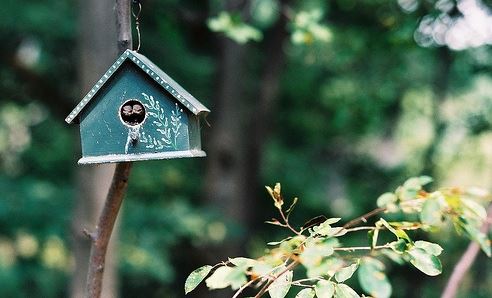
left=185, top=176, right=491, bottom=298
left=207, top=6, right=331, bottom=46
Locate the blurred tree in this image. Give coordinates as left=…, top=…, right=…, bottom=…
left=70, top=2, right=119, bottom=298
left=1, top=0, right=492, bottom=297
left=204, top=0, right=251, bottom=237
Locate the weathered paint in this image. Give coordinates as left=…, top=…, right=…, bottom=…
left=66, top=50, right=209, bottom=164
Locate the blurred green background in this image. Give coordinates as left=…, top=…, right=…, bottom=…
left=1, top=0, right=492, bottom=297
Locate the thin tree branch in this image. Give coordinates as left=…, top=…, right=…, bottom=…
left=343, top=207, right=387, bottom=229
left=116, top=0, right=133, bottom=54
left=232, top=277, right=259, bottom=298
left=441, top=203, right=492, bottom=298
left=278, top=208, right=301, bottom=235
left=85, top=162, right=132, bottom=297
left=254, top=260, right=299, bottom=298
left=85, top=2, right=133, bottom=297
left=334, top=244, right=392, bottom=252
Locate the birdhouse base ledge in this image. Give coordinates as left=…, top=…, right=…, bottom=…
left=78, top=150, right=206, bottom=164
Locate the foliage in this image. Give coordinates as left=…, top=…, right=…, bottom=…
left=186, top=177, right=491, bottom=297
left=208, top=12, right=263, bottom=44
left=290, top=9, right=332, bottom=45
left=207, top=2, right=332, bottom=45
left=2, top=0, right=492, bottom=297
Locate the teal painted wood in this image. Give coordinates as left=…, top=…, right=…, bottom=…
left=66, top=50, right=209, bottom=164
left=66, top=50, right=209, bottom=124
left=80, top=61, right=190, bottom=155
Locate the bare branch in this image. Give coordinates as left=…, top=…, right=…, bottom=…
left=441, top=203, right=492, bottom=298
left=334, top=244, right=392, bottom=252
left=343, top=207, right=387, bottom=229
left=82, top=228, right=96, bottom=241
left=116, top=0, right=133, bottom=54
left=84, top=2, right=133, bottom=296
left=85, top=162, right=132, bottom=298
left=254, top=260, right=299, bottom=298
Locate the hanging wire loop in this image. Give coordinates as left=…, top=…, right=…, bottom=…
left=131, top=1, right=142, bottom=52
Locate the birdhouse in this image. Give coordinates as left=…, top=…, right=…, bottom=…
left=65, top=50, right=210, bottom=164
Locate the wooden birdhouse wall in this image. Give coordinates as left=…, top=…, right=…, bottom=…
left=79, top=61, right=192, bottom=160
left=66, top=50, right=209, bottom=164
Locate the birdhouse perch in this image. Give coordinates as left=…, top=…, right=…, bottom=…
left=66, top=50, right=210, bottom=164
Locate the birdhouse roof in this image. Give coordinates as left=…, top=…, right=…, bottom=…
left=65, top=50, right=210, bottom=124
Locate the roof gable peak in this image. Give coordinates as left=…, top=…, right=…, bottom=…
left=65, top=50, right=209, bottom=124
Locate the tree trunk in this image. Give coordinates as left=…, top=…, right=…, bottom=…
left=244, top=0, right=289, bottom=226
left=201, top=6, right=254, bottom=298
left=204, top=0, right=250, bottom=246
left=70, top=1, right=118, bottom=297
left=204, top=37, right=250, bottom=245
left=202, top=3, right=288, bottom=296
left=204, top=0, right=289, bottom=249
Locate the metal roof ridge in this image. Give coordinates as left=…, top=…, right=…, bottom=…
left=129, top=51, right=210, bottom=116
left=65, top=50, right=209, bottom=124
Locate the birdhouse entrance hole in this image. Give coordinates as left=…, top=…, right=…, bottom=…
left=120, top=99, right=146, bottom=126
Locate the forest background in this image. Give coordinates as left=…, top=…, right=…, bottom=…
left=1, top=0, right=492, bottom=297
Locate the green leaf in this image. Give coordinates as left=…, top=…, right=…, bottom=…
left=462, top=223, right=491, bottom=257
left=279, top=236, right=305, bottom=254
left=402, top=177, right=421, bottom=189
left=315, top=280, right=335, bottom=298
left=420, top=198, right=443, bottom=226
left=311, top=218, right=342, bottom=236
left=325, top=218, right=342, bottom=225
left=390, top=239, right=408, bottom=253
left=335, top=262, right=359, bottom=283
left=307, top=257, right=344, bottom=279
left=291, top=9, right=332, bottom=45
left=308, top=23, right=332, bottom=42
left=184, top=265, right=212, bottom=294
left=475, top=232, right=491, bottom=257
left=267, top=237, right=292, bottom=246
left=205, top=266, right=231, bottom=289
left=334, top=283, right=360, bottom=298
left=358, top=257, right=391, bottom=298
left=406, top=248, right=442, bottom=276
left=418, top=176, right=433, bottom=186
left=229, top=269, right=249, bottom=290
left=399, top=176, right=429, bottom=201
left=377, top=193, right=398, bottom=211
left=208, top=12, right=231, bottom=31
left=204, top=266, right=247, bottom=290
left=381, top=249, right=405, bottom=265
left=207, top=12, right=262, bottom=44
left=414, top=241, right=443, bottom=256
left=268, top=270, right=293, bottom=298
left=461, top=198, right=487, bottom=221
left=396, top=176, right=431, bottom=203
left=296, top=288, right=316, bottom=298
left=250, top=0, right=280, bottom=28
left=394, top=229, right=412, bottom=243
left=377, top=219, right=412, bottom=242
left=300, top=240, right=335, bottom=267
left=228, top=257, right=257, bottom=268
left=251, top=262, right=275, bottom=276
